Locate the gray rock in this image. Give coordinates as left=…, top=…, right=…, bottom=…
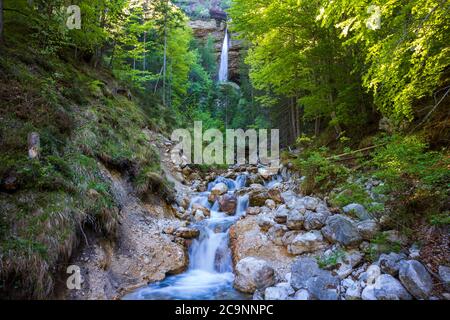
left=288, top=230, right=327, bottom=255
left=345, top=281, right=362, bottom=300
left=372, top=274, right=412, bottom=300
left=293, top=289, right=311, bottom=300
left=211, top=182, right=228, bottom=196
left=265, top=199, right=276, bottom=210
left=322, top=215, right=362, bottom=247
left=356, top=220, right=380, bottom=240
left=399, top=260, right=433, bottom=299
left=336, top=250, right=364, bottom=279
left=286, top=210, right=304, bottom=230
left=257, top=216, right=275, bottom=232
left=274, top=206, right=289, bottom=224
left=281, top=230, right=300, bottom=246
left=234, top=257, right=276, bottom=293
left=246, top=207, right=261, bottom=216
left=439, top=265, right=450, bottom=292
left=378, top=252, right=406, bottom=276
left=304, top=210, right=329, bottom=230
left=306, top=270, right=340, bottom=300
left=361, top=285, right=376, bottom=300
left=281, top=190, right=298, bottom=205
left=362, top=274, right=411, bottom=300
left=252, top=290, right=264, bottom=300
left=303, top=196, right=319, bottom=211
left=174, top=227, right=200, bottom=239
left=268, top=224, right=288, bottom=246
left=264, top=286, right=290, bottom=300
left=408, top=244, right=421, bottom=259
left=343, top=203, right=371, bottom=221
left=275, top=282, right=295, bottom=295
left=218, top=194, right=237, bottom=215
left=290, top=257, right=321, bottom=290
left=290, top=257, right=340, bottom=299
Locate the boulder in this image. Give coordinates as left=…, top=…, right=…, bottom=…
left=288, top=231, right=327, bottom=255
left=174, top=227, right=200, bottom=239
left=274, top=206, right=289, bottom=224
left=291, top=257, right=320, bottom=290
left=371, top=274, right=412, bottom=300
left=257, top=216, right=275, bottom=232
left=343, top=203, right=371, bottom=221
left=268, top=224, right=289, bottom=246
left=191, top=203, right=211, bottom=217
left=218, top=194, right=237, bottom=215
left=399, top=260, right=433, bottom=300
left=258, top=167, right=278, bottom=180
left=282, top=231, right=301, bottom=246
left=234, top=257, right=276, bottom=293
left=293, top=289, right=311, bottom=300
left=265, top=199, right=276, bottom=210
left=291, top=256, right=340, bottom=300
left=304, top=210, right=329, bottom=231
left=248, top=188, right=270, bottom=207
left=268, top=189, right=284, bottom=204
left=335, top=250, right=364, bottom=279
left=211, top=182, right=228, bottom=196
left=345, top=281, right=362, bottom=300
left=356, top=220, right=380, bottom=240
left=303, top=196, right=319, bottom=211
left=275, top=282, right=295, bottom=295
left=193, top=210, right=206, bottom=222
left=176, top=194, right=191, bottom=210
left=246, top=207, right=262, bottom=216
left=439, top=265, right=450, bottom=292
left=286, top=210, right=304, bottom=230
left=230, top=215, right=296, bottom=283
left=322, top=215, right=362, bottom=247
left=264, top=286, right=290, bottom=300
left=378, top=252, right=406, bottom=276
left=246, top=173, right=264, bottom=186
left=307, top=271, right=340, bottom=300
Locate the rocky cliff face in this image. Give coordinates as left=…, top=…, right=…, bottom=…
left=188, top=19, right=243, bottom=83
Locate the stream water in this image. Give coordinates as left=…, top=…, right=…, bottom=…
left=124, top=174, right=251, bottom=300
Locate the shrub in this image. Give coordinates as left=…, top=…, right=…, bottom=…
left=296, top=147, right=349, bottom=195
left=371, top=134, right=449, bottom=225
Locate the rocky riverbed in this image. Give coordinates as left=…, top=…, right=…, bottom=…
left=65, top=131, right=449, bottom=300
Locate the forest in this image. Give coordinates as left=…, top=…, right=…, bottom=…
left=0, top=0, right=448, bottom=302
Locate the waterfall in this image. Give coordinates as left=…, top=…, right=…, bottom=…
left=124, top=174, right=250, bottom=300
left=218, top=27, right=229, bottom=83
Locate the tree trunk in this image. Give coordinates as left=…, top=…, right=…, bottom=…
left=109, top=42, right=116, bottom=68
left=0, top=0, right=3, bottom=44
left=143, top=32, right=147, bottom=71
left=162, top=12, right=168, bottom=107
left=315, top=116, right=321, bottom=137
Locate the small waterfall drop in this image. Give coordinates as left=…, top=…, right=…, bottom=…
left=218, top=27, right=229, bottom=83
left=124, top=174, right=250, bottom=300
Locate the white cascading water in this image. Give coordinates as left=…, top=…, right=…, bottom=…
left=218, top=27, right=229, bottom=83
left=124, top=174, right=250, bottom=300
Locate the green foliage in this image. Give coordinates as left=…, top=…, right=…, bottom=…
left=364, top=232, right=403, bottom=262
left=317, top=249, right=345, bottom=269
left=331, top=182, right=372, bottom=208
left=370, top=134, right=449, bottom=224
left=296, top=148, right=349, bottom=195
left=320, top=0, right=450, bottom=121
